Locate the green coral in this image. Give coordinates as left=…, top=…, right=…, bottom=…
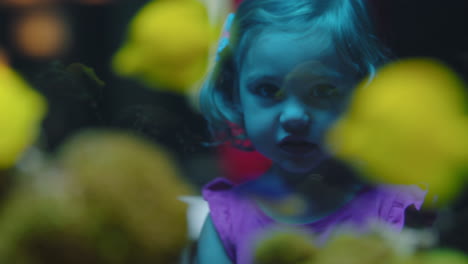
left=254, top=229, right=318, bottom=264
left=253, top=226, right=468, bottom=264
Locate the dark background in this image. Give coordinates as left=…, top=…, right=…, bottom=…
left=0, top=0, right=467, bottom=252
left=0, top=0, right=219, bottom=188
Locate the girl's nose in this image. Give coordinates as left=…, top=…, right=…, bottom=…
left=279, top=101, right=310, bottom=133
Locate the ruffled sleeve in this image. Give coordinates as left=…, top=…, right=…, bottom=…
left=202, top=178, right=237, bottom=260
left=377, top=184, right=427, bottom=231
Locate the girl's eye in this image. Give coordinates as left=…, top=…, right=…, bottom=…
left=311, top=84, right=339, bottom=98
left=308, top=84, right=341, bottom=109
left=252, top=83, right=283, bottom=99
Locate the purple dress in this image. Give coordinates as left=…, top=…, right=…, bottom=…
left=202, top=178, right=426, bottom=264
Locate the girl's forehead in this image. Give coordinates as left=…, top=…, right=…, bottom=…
left=240, top=29, right=353, bottom=83
left=255, top=28, right=333, bottom=55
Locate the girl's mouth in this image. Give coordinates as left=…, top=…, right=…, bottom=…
left=278, top=137, right=319, bottom=156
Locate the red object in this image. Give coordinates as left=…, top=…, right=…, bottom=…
left=217, top=143, right=272, bottom=184
left=233, top=0, right=243, bottom=8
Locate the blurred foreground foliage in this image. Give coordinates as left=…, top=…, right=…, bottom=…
left=254, top=225, right=468, bottom=264
left=327, top=58, right=468, bottom=207
left=0, top=64, right=47, bottom=169
left=112, top=0, right=225, bottom=94
left=0, top=130, right=193, bottom=264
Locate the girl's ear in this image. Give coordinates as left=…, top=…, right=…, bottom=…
left=215, top=90, right=244, bottom=127
left=211, top=52, right=245, bottom=128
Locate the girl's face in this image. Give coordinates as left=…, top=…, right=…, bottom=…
left=238, top=29, right=359, bottom=174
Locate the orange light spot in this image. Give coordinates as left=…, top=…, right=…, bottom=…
left=12, top=9, right=70, bottom=58
left=75, top=0, right=112, bottom=4
left=0, top=0, right=55, bottom=7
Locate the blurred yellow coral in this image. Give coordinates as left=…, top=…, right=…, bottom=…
left=326, top=58, right=468, bottom=206
left=112, top=0, right=222, bottom=93
left=316, top=233, right=399, bottom=264
left=57, top=130, right=193, bottom=261
left=254, top=229, right=318, bottom=264
left=416, top=249, right=468, bottom=264
left=253, top=226, right=400, bottom=264
left=0, top=64, right=47, bottom=169
left=253, top=225, right=468, bottom=264
left=0, top=130, right=193, bottom=263
left=0, top=185, right=93, bottom=263
left=318, top=231, right=468, bottom=264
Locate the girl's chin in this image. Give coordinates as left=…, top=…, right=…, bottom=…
left=278, top=155, right=329, bottom=174
left=280, top=165, right=317, bottom=175
left=282, top=153, right=329, bottom=172
left=276, top=157, right=328, bottom=175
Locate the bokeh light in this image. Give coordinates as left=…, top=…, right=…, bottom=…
left=0, top=0, right=54, bottom=6
left=11, top=8, right=71, bottom=58
left=0, top=0, right=113, bottom=6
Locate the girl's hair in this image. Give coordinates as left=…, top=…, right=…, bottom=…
left=200, top=0, right=389, bottom=149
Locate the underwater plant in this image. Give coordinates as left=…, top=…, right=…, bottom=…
left=0, top=130, right=194, bottom=263
left=254, top=229, right=318, bottom=264
left=253, top=225, right=468, bottom=264
left=0, top=64, right=47, bottom=169
left=112, top=0, right=227, bottom=94
left=32, top=61, right=105, bottom=151
left=326, top=58, right=468, bottom=206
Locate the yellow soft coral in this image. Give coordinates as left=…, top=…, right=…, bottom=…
left=417, top=249, right=468, bottom=264
left=0, top=64, right=47, bottom=169
left=0, top=130, right=194, bottom=263
left=252, top=223, right=468, bottom=264
left=113, top=0, right=223, bottom=93
left=326, top=58, right=468, bottom=206
left=317, top=233, right=398, bottom=264
left=254, top=229, right=318, bottom=264
left=57, top=130, right=193, bottom=262
left=253, top=225, right=406, bottom=264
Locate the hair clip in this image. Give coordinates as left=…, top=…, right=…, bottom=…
left=216, top=13, right=235, bottom=61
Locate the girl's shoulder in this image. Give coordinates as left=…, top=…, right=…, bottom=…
left=202, top=178, right=265, bottom=260
left=202, top=177, right=236, bottom=195
left=202, top=178, right=238, bottom=260
left=202, top=178, right=242, bottom=210
left=202, top=177, right=239, bottom=222
left=203, top=177, right=267, bottom=204
left=202, top=178, right=265, bottom=222
left=372, top=184, right=427, bottom=230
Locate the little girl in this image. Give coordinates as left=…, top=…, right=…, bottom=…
left=197, top=0, right=426, bottom=263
